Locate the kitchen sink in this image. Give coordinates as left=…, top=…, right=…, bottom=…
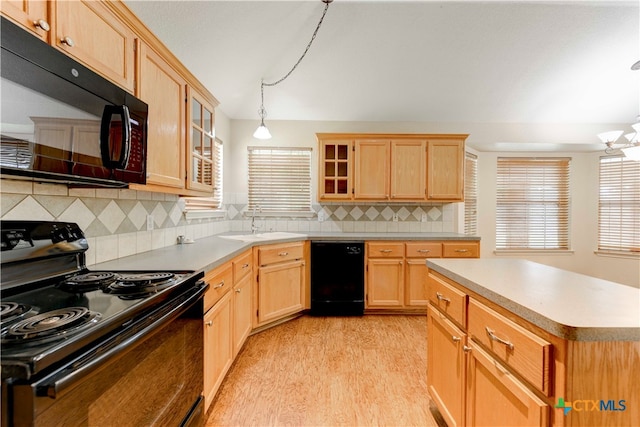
left=219, top=232, right=306, bottom=242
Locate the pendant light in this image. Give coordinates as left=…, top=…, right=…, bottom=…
left=253, top=0, right=333, bottom=139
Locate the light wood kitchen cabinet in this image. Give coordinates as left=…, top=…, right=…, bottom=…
left=232, top=250, right=253, bottom=357
left=54, top=0, right=136, bottom=93
left=136, top=41, right=186, bottom=189
left=354, top=139, right=389, bottom=200
left=186, top=86, right=217, bottom=193
left=427, top=305, right=467, bottom=427
left=466, top=341, right=549, bottom=427
left=390, top=139, right=426, bottom=200
left=427, top=270, right=550, bottom=427
left=366, top=240, right=478, bottom=311
left=254, top=241, right=307, bottom=327
left=1, top=0, right=50, bottom=41
left=318, top=139, right=352, bottom=200
left=203, top=290, right=232, bottom=411
left=317, top=133, right=467, bottom=202
left=427, top=138, right=465, bottom=201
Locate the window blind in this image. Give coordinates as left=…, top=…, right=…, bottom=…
left=464, top=152, right=478, bottom=235
left=248, top=147, right=312, bottom=213
left=182, top=137, right=223, bottom=211
left=496, top=157, right=570, bottom=250
left=598, top=156, right=640, bottom=254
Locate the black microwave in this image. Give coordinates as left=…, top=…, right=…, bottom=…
left=0, top=17, right=148, bottom=187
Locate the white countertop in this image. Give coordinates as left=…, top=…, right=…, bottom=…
left=427, top=258, right=640, bottom=341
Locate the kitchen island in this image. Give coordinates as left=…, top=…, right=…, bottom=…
left=426, top=258, right=639, bottom=427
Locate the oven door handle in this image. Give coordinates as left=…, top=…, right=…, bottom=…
left=39, top=283, right=206, bottom=399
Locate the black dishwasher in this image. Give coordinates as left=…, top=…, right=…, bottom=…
left=310, top=241, right=365, bottom=316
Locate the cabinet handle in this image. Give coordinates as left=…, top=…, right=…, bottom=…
left=205, top=320, right=213, bottom=326
left=278, top=252, right=289, bottom=256
left=455, top=249, right=469, bottom=253
left=33, top=19, right=50, bottom=32
left=379, top=249, right=392, bottom=253
left=463, top=345, right=472, bottom=353
left=452, top=336, right=461, bottom=343
left=235, top=289, right=241, bottom=293
left=242, top=263, right=250, bottom=269
left=436, top=292, right=451, bottom=303
left=485, top=327, right=514, bottom=350
left=60, top=36, right=75, bottom=47
left=417, top=249, right=431, bottom=253
left=212, top=281, right=225, bottom=289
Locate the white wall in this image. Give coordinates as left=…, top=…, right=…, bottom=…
left=227, top=119, right=639, bottom=288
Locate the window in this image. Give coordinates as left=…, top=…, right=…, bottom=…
left=181, top=137, right=223, bottom=216
left=464, top=152, right=478, bottom=235
left=598, top=156, right=640, bottom=255
left=496, top=157, right=570, bottom=251
left=247, top=147, right=312, bottom=214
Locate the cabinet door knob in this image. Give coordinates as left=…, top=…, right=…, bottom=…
left=235, top=289, right=241, bottom=293
left=206, top=320, right=213, bottom=326
left=463, top=345, right=472, bottom=353
left=33, top=19, right=50, bottom=32
left=212, top=281, right=224, bottom=289
left=452, top=336, right=461, bottom=343
left=60, top=36, right=75, bottom=47
left=242, top=263, right=250, bottom=269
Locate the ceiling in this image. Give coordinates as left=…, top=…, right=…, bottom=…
left=124, top=0, right=639, bottom=151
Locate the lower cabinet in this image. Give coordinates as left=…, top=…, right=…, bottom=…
left=203, top=291, right=232, bottom=411
left=466, top=342, right=549, bottom=427
left=254, top=241, right=307, bottom=328
left=232, top=271, right=252, bottom=357
left=427, top=305, right=466, bottom=427
left=367, top=258, right=404, bottom=307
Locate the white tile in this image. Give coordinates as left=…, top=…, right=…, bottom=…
left=84, top=237, right=97, bottom=266
left=128, top=202, right=148, bottom=230
left=333, top=206, right=348, bottom=220
left=365, top=222, right=377, bottom=232
left=151, top=204, right=168, bottom=228
left=69, top=188, right=96, bottom=198
left=168, top=203, right=183, bottom=226
left=136, top=230, right=152, bottom=253
left=376, top=222, right=388, bottom=232
left=118, top=232, right=137, bottom=258
left=152, top=192, right=165, bottom=201
left=33, top=182, right=67, bottom=196
left=397, top=207, right=411, bottom=221
left=354, top=222, right=366, bottom=232
left=118, top=189, right=137, bottom=200
left=365, top=206, right=379, bottom=221
left=136, top=190, right=154, bottom=200
left=98, top=200, right=126, bottom=233
left=58, top=199, right=96, bottom=230
left=349, top=206, right=363, bottom=220
left=1, top=179, right=33, bottom=194
left=341, top=221, right=354, bottom=232
left=381, top=206, right=394, bottom=221
left=95, top=235, right=118, bottom=263
left=152, top=229, right=166, bottom=250
left=3, top=196, right=54, bottom=221
left=428, top=206, right=442, bottom=221
left=399, top=222, right=411, bottom=232
left=95, top=188, right=119, bottom=199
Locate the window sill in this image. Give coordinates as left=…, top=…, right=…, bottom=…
left=184, top=210, right=226, bottom=220
left=494, top=249, right=574, bottom=256
left=594, top=250, right=640, bottom=260
left=243, top=211, right=316, bottom=219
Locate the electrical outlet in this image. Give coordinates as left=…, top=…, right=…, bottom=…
left=392, top=213, right=399, bottom=222
left=147, top=214, right=154, bottom=231
left=421, top=213, right=427, bottom=223
left=317, top=211, right=325, bottom=222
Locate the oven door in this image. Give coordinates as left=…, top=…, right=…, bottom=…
left=6, top=283, right=206, bottom=427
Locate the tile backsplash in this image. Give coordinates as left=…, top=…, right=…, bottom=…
left=1, top=179, right=454, bottom=266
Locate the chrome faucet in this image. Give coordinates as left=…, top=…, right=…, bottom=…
left=251, top=205, right=261, bottom=234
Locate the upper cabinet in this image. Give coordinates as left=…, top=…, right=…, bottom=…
left=54, top=1, right=136, bottom=92
left=1, top=0, right=50, bottom=41
left=317, top=133, right=467, bottom=203
left=3, top=0, right=221, bottom=197
left=187, top=88, right=216, bottom=193
left=136, top=41, right=186, bottom=189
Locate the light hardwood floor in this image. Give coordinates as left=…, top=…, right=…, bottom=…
left=206, top=315, right=442, bottom=427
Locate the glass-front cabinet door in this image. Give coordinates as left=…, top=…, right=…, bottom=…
left=318, top=137, right=352, bottom=200
left=187, top=87, right=216, bottom=192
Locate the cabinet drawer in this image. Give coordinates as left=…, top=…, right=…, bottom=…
left=233, top=250, right=253, bottom=283
left=258, top=242, right=304, bottom=266
left=406, top=242, right=442, bottom=258
left=428, top=272, right=467, bottom=327
left=442, top=242, right=479, bottom=258
left=203, top=262, right=233, bottom=312
left=468, top=298, right=552, bottom=395
left=367, top=242, right=404, bottom=258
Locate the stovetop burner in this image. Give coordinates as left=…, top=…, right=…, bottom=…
left=58, top=272, right=118, bottom=292
left=104, top=272, right=178, bottom=299
left=1, top=307, right=101, bottom=345
left=1, top=302, right=32, bottom=321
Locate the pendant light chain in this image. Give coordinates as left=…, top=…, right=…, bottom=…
left=262, top=0, right=332, bottom=88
